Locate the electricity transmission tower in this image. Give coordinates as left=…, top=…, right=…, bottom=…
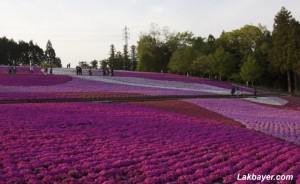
left=123, top=26, right=130, bottom=46
left=123, top=26, right=130, bottom=70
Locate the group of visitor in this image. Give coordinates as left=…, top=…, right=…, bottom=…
left=75, top=66, right=114, bottom=76
left=76, top=66, right=83, bottom=75
left=231, top=85, right=243, bottom=96
left=44, top=67, right=53, bottom=75
left=231, top=85, right=257, bottom=98
left=8, top=66, right=17, bottom=74
left=102, top=67, right=114, bottom=76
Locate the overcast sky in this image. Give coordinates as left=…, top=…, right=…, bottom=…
left=1, top=0, right=300, bottom=67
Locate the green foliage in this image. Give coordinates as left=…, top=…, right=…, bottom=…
left=137, top=51, right=155, bottom=72
left=211, top=47, right=235, bottom=81
left=137, top=34, right=167, bottom=72
left=108, top=9, right=299, bottom=91
left=269, top=7, right=300, bottom=92
left=168, top=47, right=197, bottom=74
left=100, top=59, right=109, bottom=69
left=190, top=53, right=213, bottom=78
left=240, top=55, right=262, bottom=86
left=123, top=45, right=130, bottom=70
left=115, top=51, right=124, bottom=70
left=108, top=44, right=116, bottom=69
left=90, top=60, right=98, bottom=68
left=130, top=45, right=138, bottom=71
left=215, top=25, right=264, bottom=67
left=0, top=37, right=44, bottom=66
left=44, top=40, right=61, bottom=67
left=270, top=7, right=292, bottom=72
left=288, top=19, right=300, bottom=74
left=78, top=61, right=89, bottom=68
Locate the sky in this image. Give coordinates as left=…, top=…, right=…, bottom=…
left=1, top=0, right=300, bottom=67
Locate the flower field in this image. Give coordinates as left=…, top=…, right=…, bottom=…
left=184, top=98, right=300, bottom=145
left=0, top=67, right=299, bottom=183
left=1, top=102, right=300, bottom=183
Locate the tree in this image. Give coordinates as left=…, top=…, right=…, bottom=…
left=211, top=47, right=235, bottom=81
left=130, top=45, right=138, bottom=71
left=215, top=25, right=265, bottom=81
left=108, top=44, right=116, bottom=69
left=100, top=59, right=109, bottom=70
left=287, top=18, right=300, bottom=92
left=115, top=51, right=124, bottom=70
left=44, top=40, right=61, bottom=67
left=191, top=53, right=213, bottom=78
left=123, top=44, right=130, bottom=70
left=78, top=61, right=89, bottom=68
left=137, top=25, right=173, bottom=72
left=28, top=40, right=44, bottom=66
left=0, top=37, right=45, bottom=66
left=270, top=7, right=293, bottom=93
left=137, top=35, right=158, bottom=72
left=90, top=60, right=98, bottom=68
left=168, top=46, right=197, bottom=74
left=240, top=55, right=262, bottom=86
left=137, top=51, right=155, bottom=72
left=44, top=40, right=56, bottom=66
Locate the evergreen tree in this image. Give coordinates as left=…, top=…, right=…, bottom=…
left=45, top=40, right=56, bottom=66
left=28, top=40, right=44, bottom=66
left=288, top=18, right=300, bottom=92
left=108, top=44, right=116, bottom=69
left=130, top=45, right=138, bottom=71
left=123, top=44, right=130, bottom=70
left=115, top=51, right=124, bottom=70
left=45, top=40, right=61, bottom=67
left=270, top=7, right=293, bottom=92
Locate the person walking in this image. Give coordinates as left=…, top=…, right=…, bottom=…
left=253, top=87, right=257, bottom=98
left=50, top=67, right=53, bottom=75
left=231, top=85, right=236, bottom=96
left=30, top=66, right=34, bottom=74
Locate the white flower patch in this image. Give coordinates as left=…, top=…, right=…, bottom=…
left=54, top=68, right=230, bottom=94
left=81, top=76, right=230, bottom=94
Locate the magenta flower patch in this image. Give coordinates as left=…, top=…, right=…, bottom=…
left=0, top=102, right=299, bottom=183
left=0, top=74, right=72, bottom=86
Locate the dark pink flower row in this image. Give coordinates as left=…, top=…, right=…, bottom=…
left=0, top=66, right=43, bottom=75
left=0, top=102, right=299, bottom=183
left=0, top=91, right=146, bottom=101
left=0, top=74, right=72, bottom=86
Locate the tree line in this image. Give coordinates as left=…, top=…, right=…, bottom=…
left=136, top=7, right=300, bottom=93
left=78, top=44, right=138, bottom=72
left=0, top=38, right=62, bottom=67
